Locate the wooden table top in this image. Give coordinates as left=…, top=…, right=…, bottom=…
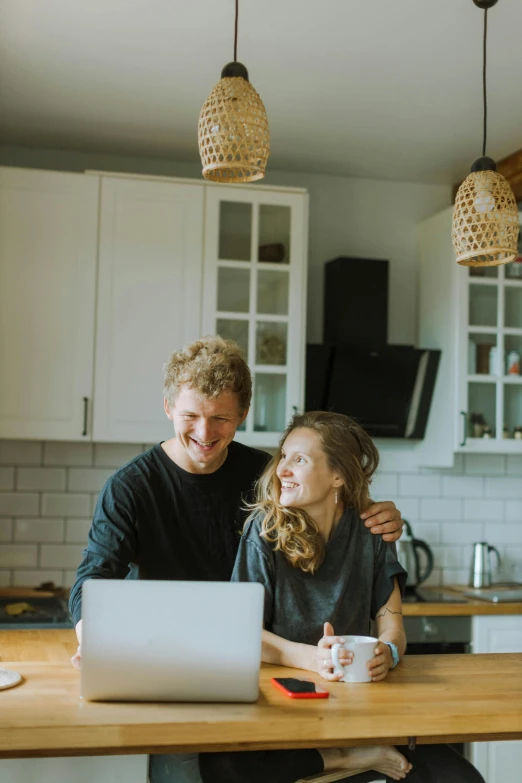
left=0, top=631, right=521, bottom=759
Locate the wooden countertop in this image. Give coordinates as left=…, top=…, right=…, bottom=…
left=402, top=586, right=522, bottom=616
left=0, top=631, right=521, bottom=758
left=2, top=585, right=521, bottom=616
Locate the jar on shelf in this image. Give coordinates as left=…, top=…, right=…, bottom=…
left=506, top=350, right=521, bottom=375
left=489, top=346, right=499, bottom=375
left=482, top=425, right=492, bottom=439
left=514, top=426, right=522, bottom=441
left=470, top=413, right=486, bottom=438
left=505, top=256, right=522, bottom=279
left=503, top=426, right=510, bottom=439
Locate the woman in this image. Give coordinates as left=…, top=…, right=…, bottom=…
left=200, top=411, right=485, bottom=783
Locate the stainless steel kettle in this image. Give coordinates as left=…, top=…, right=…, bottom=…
left=396, top=520, right=434, bottom=588
left=469, top=542, right=501, bottom=588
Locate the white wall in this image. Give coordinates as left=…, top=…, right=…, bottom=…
left=0, top=145, right=451, bottom=344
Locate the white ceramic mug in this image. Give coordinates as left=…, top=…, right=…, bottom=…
left=331, top=635, right=378, bottom=683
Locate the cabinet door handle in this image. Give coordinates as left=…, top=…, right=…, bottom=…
left=460, top=411, right=467, bottom=447
left=82, top=397, right=89, bottom=437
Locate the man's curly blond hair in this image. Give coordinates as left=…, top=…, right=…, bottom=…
left=163, top=336, right=252, bottom=414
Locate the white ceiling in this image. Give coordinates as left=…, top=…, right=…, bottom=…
left=1, top=0, right=521, bottom=185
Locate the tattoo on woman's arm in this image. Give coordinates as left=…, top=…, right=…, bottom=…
left=376, top=607, right=403, bottom=619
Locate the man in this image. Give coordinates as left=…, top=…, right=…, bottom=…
left=69, top=336, right=404, bottom=783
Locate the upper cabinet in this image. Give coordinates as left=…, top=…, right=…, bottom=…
left=202, top=187, right=308, bottom=447
left=418, top=205, right=522, bottom=467
left=93, top=176, right=204, bottom=442
left=0, top=168, right=98, bottom=440
left=0, top=168, right=309, bottom=446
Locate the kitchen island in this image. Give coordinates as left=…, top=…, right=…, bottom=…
left=0, top=630, right=521, bottom=759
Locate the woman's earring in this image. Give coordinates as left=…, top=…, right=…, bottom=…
left=334, top=490, right=338, bottom=505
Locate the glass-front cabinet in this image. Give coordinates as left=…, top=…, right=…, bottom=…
left=459, top=262, right=522, bottom=451
left=202, top=185, right=308, bottom=447
left=418, top=206, right=522, bottom=466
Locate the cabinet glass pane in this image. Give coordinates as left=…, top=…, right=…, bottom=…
left=504, top=287, right=522, bottom=329
left=217, top=319, right=249, bottom=359
left=219, top=202, right=252, bottom=261
left=469, top=285, right=497, bottom=327
left=254, top=374, right=287, bottom=432
left=256, top=322, right=287, bottom=365
left=468, top=333, right=497, bottom=375
left=503, top=385, right=522, bottom=439
left=469, top=266, right=498, bottom=279
left=258, top=205, right=290, bottom=265
left=257, top=269, right=289, bottom=315
left=217, top=267, right=250, bottom=313
left=468, top=382, right=496, bottom=438
left=504, top=335, right=522, bottom=376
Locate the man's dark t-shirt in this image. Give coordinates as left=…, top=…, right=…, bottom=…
left=69, top=440, right=270, bottom=625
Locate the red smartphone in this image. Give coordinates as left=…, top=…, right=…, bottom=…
left=271, top=677, right=329, bottom=699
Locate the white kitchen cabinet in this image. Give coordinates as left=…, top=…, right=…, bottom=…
left=417, top=206, right=522, bottom=467
left=471, top=615, right=522, bottom=783
left=0, top=755, right=147, bottom=783
left=93, top=176, right=204, bottom=442
left=0, top=167, right=98, bottom=440
left=202, top=185, right=308, bottom=447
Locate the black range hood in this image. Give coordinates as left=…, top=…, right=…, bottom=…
left=305, top=257, right=441, bottom=440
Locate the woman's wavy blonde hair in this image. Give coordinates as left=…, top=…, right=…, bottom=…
left=248, top=411, right=379, bottom=574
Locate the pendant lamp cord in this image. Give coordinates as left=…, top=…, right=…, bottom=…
left=482, top=8, right=488, bottom=157
left=234, top=0, right=239, bottom=61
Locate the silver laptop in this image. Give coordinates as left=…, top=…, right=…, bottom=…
left=80, top=579, right=264, bottom=703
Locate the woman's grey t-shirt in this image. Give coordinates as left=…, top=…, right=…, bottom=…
left=231, top=508, right=407, bottom=646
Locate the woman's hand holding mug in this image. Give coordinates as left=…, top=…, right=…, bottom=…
left=316, top=622, right=353, bottom=681
left=367, top=640, right=393, bottom=682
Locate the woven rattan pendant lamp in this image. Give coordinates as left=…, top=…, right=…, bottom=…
left=198, top=0, right=270, bottom=183
left=452, top=0, right=519, bottom=267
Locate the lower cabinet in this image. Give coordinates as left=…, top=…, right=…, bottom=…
left=0, top=755, right=148, bottom=783
left=471, top=615, right=522, bottom=783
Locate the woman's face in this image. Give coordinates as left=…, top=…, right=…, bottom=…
left=276, top=427, right=341, bottom=514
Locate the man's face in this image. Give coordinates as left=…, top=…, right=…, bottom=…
left=164, top=385, right=247, bottom=474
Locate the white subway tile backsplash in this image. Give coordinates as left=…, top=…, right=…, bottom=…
left=409, top=522, right=441, bottom=544
left=0, top=544, right=38, bottom=568
left=0, top=437, right=521, bottom=587
left=484, top=523, right=522, bottom=546
left=485, top=477, right=522, bottom=499
left=421, top=498, right=463, bottom=521
left=17, top=467, right=66, bottom=491
left=0, top=519, right=12, bottom=542
left=506, top=456, right=522, bottom=476
left=441, top=522, right=484, bottom=545
left=505, top=501, right=522, bottom=522
left=370, top=473, right=398, bottom=498
left=64, top=569, right=79, bottom=588
left=65, top=518, right=91, bottom=543
left=43, top=442, right=93, bottom=467
left=0, top=440, right=42, bottom=466
left=68, top=467, right=114, bottom=493
left=41, top=494, right=91, bottom=518
left=11, top=570, right=64, bottom=588
left=463, top=499, right=504, bottom=521
left=0, top=493, right=39, bottom=516
left=394, top=498, right=419, bottom=521
left=94, top=443, right=144, bottom=467
left=0, top=467, right=15, bottom=490
left=14, top=518, right=64, bottom=543
left=442, top=475, right=484, bottom=497
left=398, top=474, right=441, bottom=497
left=464, top=454, right=505, bottom=475
left=442, top=568, right=469, bottom=586
left=40, top=544, right=85, bottom=569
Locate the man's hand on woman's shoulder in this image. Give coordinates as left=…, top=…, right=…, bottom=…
left=361, top=501, right=403, bottom=543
